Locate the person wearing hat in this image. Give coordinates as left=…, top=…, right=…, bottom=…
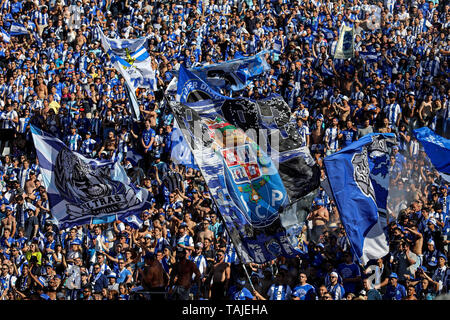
left=176, top=222, right=195, bottom=257
left=24, top=207, right=39, bottom=239
left=383, top=272, right=406, bottom=300
left=66, top=125, right=82, bottom=152
left=80, top=131, right=97, bottom=157
left=107, top=272, right=119, bottom=292
left=423, top=239, right=441, bottom=273
left=307, top=197, right=329, bottom=243
left=429, top=253, right=449, bottom=295
left=327, top=271, right=345, bottom=300
left=230, top=277, right=255, bottom=300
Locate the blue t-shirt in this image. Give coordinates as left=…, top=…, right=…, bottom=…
left=383, top=284, right=406, bottom=300
left=141, top=128, right=155, bottom=151
left=292, top=283, right=316, bottom=300
left=116, top=268, right=132, bottom=284
left=337, top=262, right=361, bottom=294
left=341, top=129, right=357, bottom=148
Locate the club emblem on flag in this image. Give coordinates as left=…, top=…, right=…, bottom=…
left=352, top=148, right=375, bottom=202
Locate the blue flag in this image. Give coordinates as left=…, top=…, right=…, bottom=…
left=171, top=102, right=301, bottom=263
left=30, top=125, right=151, bottom=229
left=323, top=133, right=396, bottom=265
left=413, top=127, right=450, bottom=182
left=1, top=28, right=10, bottom=43
left=190, top=50, right=271, bottom=91
left=9, top=22, right=28, bottom=35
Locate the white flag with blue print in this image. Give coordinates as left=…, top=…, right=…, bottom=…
left=97, top=26, right=157, bottom=92
left=30, top=125, right=151, bottom=229
left=1, top=29, right=10, bottom=43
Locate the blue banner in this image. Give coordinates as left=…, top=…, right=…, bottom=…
left=190, top=50, right=271, bottom=91
left=30, top=125, right=151, bottom=229
left=413, top=127, right=450, bottom=182
left=171, top=103, right=301, bottom=263
left=323, top=133, right=396, bottom=265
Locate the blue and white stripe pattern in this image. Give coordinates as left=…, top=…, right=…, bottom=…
left=30, top=125, right=151, bottom=229
left=1, top=28, right=10, bottom=43
left=9, top=22, right=28, bottom=35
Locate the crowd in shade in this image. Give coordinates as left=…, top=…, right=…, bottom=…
left=0, top=0, right=448, bottom=301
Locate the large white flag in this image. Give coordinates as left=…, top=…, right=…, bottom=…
left=30, top=125, right=150, bottom=228
left=334, top=24, right=355, bottom=60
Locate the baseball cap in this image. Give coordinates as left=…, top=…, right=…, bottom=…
left=279, top=265, right=288, bottom=272
left=179, top=222, right=188, bottom=228
left=389, top=273, right=398, bottom=279
left=195, top=242, right=203, bottom=249
left=107, top=272, right=117, bottom=278
left=330, top=272, right=339, bottom=278
left=237, top=278, right=246, bottom=285
left=438, top=253, right=448, bottom=262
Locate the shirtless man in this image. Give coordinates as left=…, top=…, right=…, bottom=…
left=139, top=252, right=168, bottom=301
left=168, top=248, right=201, bottom=300
left=310, top=117, right=325, bottom=154
left=196, top=218, right=215, bottom=244
left=1, top=206, right=16, bottom=237
left=307, top=199, right=329, bottom=243
left=207, top=249, right=230, bottom=300
left=25, top=171, right=37, bottom=196
left=35, top=76, right=48, bottom=100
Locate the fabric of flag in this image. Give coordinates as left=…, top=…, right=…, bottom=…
left=323, top=133, right=396, bottom=265
left=176, top=64, right=232, bottom=116
left=171, top=102, right=300, bottom=263
left=413, top=127, right=450, bottom=182
left=97, top=25, right=157, bottom=91
left=175, top=74, right=321, bottom=252
left=334, top=24, right=354, bottom=59
left=9, top=22, right=29, bottom=35
left=126, top=148, right=143, bottom=166
left=189, top=50, right=271, bottom=91
left=121, top=214, right=143, bottom=230
left=358, top=51, right=380, bottom=64
left=30, top=125, right=151, bottom=229
left=1, top=29, right=10, bottom=43
left=170, top=118, right=198, bottom=169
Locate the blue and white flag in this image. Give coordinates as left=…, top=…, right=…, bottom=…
left=30, top=125, right=151, bottom=229
left=170, top=119, right=197, bottom=169
left=10, top=22, right=29, bottom=36
left=414, top=127, right=450, bottom=182
left=172, top=102, right=301, bottom=263
left=358, top=51, right=380, bottom=64
left=98, top=26, right=157, bottom=91
left=1, top=29, right=10, bottom=43
left=176, top=64, right=232, bottom=116
left=190, top=50, right=271, bottom=91
left=323, top=133, right=396, bottom=265
left=121, top=214, right=143, bottom=230
left=126, top=148, right=143, bottom=166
